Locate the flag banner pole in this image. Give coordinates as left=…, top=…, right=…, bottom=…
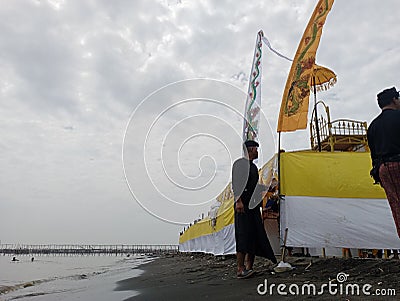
left=242, top=30, right=264, bottom=142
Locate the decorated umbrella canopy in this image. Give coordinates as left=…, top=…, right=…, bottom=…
left=310, top=64, right=337, bottom=92
left=309, top=64, right=337, bottom=151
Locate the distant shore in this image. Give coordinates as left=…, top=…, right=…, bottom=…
left=0, top=243, right=178, bottom=256
left=115, top=253, right=400, bottom=300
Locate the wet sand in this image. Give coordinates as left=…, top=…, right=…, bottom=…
left=116, top=253, right=400, bottom=300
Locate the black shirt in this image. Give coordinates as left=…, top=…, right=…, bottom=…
left=367, top=109, right=400, bottom=162
left=232, top=158, right=259, bottom=207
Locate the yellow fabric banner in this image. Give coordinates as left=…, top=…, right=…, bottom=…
left=279, top=151, right=386, bottom=199
left=277, top=0, right=334, bottom=132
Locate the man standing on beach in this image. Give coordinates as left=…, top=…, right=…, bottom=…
left=232, top=140, right=277, bottom=279
left=367, top=87, right=400, bottom=238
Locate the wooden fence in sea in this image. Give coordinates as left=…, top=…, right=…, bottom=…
left=0, top=244, right=179, bottom=255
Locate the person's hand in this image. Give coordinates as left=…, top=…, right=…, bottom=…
left=235, top=198, right=244, bottom=213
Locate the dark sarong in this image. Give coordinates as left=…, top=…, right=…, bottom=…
left=234, top=205, right=277, bottom=263
left=380, top=161, right=400, bottom=238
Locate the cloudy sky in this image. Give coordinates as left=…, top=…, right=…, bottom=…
left=1, top=0, right=399, bottom=245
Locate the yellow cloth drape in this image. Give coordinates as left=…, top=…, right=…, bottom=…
left=277, top=0, right=335, bottom=132
left=279, top=151, right=386, bottom=199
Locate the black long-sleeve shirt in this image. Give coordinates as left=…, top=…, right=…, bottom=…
left=367, top=109, right=400, bottom=163
left=232, top=158, right=259, bottom=207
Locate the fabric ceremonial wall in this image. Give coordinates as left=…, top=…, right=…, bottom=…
left=179, top=199, right=236, bottom=255
left=280, top=151, right=400, bottom=249
left=277, top=0, right=334, bottom=132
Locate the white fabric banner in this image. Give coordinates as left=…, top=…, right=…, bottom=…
left=242, top=30, right=263, bottom=141
left=281, top=196, right=400, bottom=249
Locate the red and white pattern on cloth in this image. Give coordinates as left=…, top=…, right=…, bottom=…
left=379, top=161, right=400, bottom=238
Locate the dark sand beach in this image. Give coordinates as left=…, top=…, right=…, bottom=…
left=116, top=253, right=400, bottom=300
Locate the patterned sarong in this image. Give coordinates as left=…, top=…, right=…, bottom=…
left=379, top=161, right=400, bottom=237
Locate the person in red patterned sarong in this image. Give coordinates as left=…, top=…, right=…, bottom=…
left=367, top=87, right=400, bottom=238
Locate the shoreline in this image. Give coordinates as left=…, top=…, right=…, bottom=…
left=115, top=253, right=400, bottom=300
left=115, top=253, right=265, bottom=300
left=0, top=255, right=147, bottom=301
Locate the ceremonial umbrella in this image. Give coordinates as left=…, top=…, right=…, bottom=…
left=309, top=64, right=337, bottom=151
left=310, top=64, right=337, bottom=91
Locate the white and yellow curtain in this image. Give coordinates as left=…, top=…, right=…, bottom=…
left=280, top=151, right=400, bottom=249
left=179, top=197, right=235, bottom=255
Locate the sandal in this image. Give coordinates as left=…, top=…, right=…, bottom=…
left=237, top=269, right=254, bottom=279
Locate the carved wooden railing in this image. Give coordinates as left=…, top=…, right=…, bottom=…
left=310, top=117, right=368, bottom=151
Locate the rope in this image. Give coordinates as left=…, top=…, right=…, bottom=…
left=261, top=36, right=293, bottom=62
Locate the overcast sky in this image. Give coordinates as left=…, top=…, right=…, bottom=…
left=1, top=0, right=399, bottom=245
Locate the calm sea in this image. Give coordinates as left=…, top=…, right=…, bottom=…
left=0, top=254, right=154, bottom=301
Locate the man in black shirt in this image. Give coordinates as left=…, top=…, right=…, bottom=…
left=232, top=140, right=277, bottom=279
left=367, top=87, right=400, bottom=237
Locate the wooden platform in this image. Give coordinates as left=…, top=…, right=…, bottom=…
left=310, top=118, right=368, bottom=152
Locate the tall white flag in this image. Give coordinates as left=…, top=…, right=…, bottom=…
left=243, top=30, right=263, bottom=142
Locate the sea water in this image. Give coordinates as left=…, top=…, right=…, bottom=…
left=0, top=254, right=153, bottom=301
